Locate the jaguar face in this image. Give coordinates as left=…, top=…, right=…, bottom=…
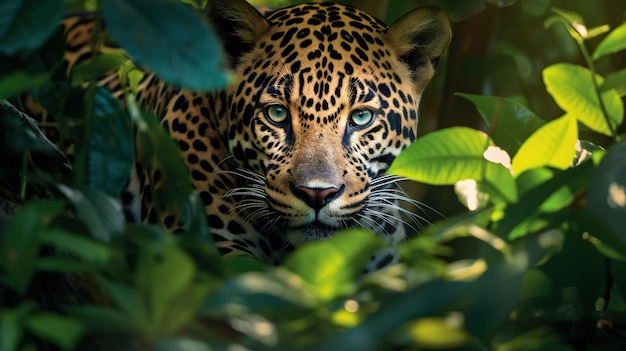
left=209, top=1, right=451, bottom=246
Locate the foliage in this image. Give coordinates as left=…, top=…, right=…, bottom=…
left=1, top=1, right=626, bottom=350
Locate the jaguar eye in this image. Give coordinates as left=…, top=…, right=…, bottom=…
left=264, top=105, right=289, bottom=124
left=350, top=109, right=375, bottom=127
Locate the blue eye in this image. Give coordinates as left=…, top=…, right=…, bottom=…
left=350, top=109, right=375, bottom=127
left=264, top=105, right=289, bottom=124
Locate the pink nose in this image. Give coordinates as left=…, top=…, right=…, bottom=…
left=293, top=185, right=342, bottom=211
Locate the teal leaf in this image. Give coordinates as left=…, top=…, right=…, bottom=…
left=87, top=87, right=135, bottom=198
left=543, top=63, right=623, bottom=136
left=593, top=22, right=626, bottom=59
left=103, top=0, right=230, bottom=91
left=456, top=93, right=545, bottom=156
left=0, top=0, right=64, bottom=55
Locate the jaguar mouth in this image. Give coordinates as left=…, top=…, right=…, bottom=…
left=286, top=221, right=341, bottom=245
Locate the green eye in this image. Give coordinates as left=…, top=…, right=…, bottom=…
left=350, top=109, right=375, bottom=127
left=264, top=105, right=289, bottom=124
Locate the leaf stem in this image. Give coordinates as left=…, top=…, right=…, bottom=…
left=577, top=39, right=618, bottom=141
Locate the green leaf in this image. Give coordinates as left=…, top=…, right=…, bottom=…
left=284, top=230, right=384, bottom=301
left=199, top=269, right=316, bottom=317
left=456, top=93, right=545, bottom=156
left=87, top=87, right=134, bottom=198
left=585, top=140, right=626, bottom=253
left=57, top=185, right=125, bottom=242
left=0, top=303, right=35, bottom=351
left=102, top=0, right=230, bottom=91
left=25, top=314, right=84, bottom=351
left=38, top=229, right=112, bottom=265
left=544, top=7, right=586, bottom=42
left=543, top=63, right=624, bottom=136
left=511, top=114, right=578, bottom=175
left=0, top=0, right=65, bottom=55
left=400, top=317, right=470, bottom=349
left=71, top=52, right=129, bottom=87
left=0, top=200, right=65, bottom=294
left=0, top=71, right=49, bottom=99
left=593, top=22, right=626, bottom=59
left=66, top=305, right=137, bottom=332
left=602, top=68, right=626, bottom=97
left=101, top=281, right=152, bottom=334
left=388, top=127, right=517, bottom=203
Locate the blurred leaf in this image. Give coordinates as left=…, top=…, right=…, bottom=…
left=544, top=7, right=586, bottom=42
left=71, top=52, right=129, bottom=87
left=67, top=305, right=137, bottom=332
left=0, top=71, right=49, bottom=99
left=0, top=0, right=64, bottom=55
left=457, top=93, right=545, bottom=156
left=497, top=327, right=573, bottom=351
left=102, top=0, right=230, bottom=91
left=0, top=303, right=35, bottom=351
left=179, top=192, right=211, bottom=241
left=284, top=230, right=384, bottom=301
left=516, top=167, right=585, bottom=213
left=543, top=63, right=623, bottom=136
left=86, top=87, right=134, bottom=198
left=101, top=281, right=152, bottom=335
left=0, top=200, right=65, bottom=294
left=156, top=338, right=220, bottom=351
left=25, top=313, right=84, bottom=351
left=198, top=269, right=316, bottom=317
left=585, top=140, right=626, bottom=253
left=35, top=257, right=97, bottom=273
left=511, top=114, right=577, bottom=175
left=38, top=229, right=112, bottom=265
left=593, top=22, right=626, bottom=60
left=400, top=316, right=470, bottom=349
left=602, top=68, right=626, bottom=97
left=520, top=269, right=552, bottom=300
left=57, top=185, right=124, bottom=242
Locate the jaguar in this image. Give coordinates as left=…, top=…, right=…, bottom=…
left=25, top=0, right=451, bottom=271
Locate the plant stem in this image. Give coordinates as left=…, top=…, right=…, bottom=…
left=19, top=152, right=28, bottom=200
left=577, top=39, right=619, bottom=141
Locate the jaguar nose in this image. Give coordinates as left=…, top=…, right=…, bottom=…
left=292, top=184, right=344, bottom=211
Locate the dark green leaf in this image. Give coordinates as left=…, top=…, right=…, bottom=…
left=586, top=140, right=626, bottom=253
left=38, top=229, right=112, bottom=265
left=0, top=200, right=65, bottom=294
left=0, top=0, right=65, bottom=55
left=57, top=185, right=124, bottom=242
left=87, top=87, right=134, bottom=198
left=25, top=313, right=84, bottom=351
left=70, top=52, right=129, bottom=87
left=284, top=230, right=384, bottom=301
left=602, top=68, right=626, bottom=97
left=101, top=280, right=152, bottom=334
left=0, top=303, right=35, bottom=351
left=102, top=0, right=230, bottom=91
left=0, top=71, right=49, bottom=100
left=67, top=305, right=137, bottom=331
left=456, top=93, right=545, bottom=156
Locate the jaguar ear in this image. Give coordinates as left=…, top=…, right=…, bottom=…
left=205, top=0, right=270, bottom=66
left=386, top=6, right=451, bottom=91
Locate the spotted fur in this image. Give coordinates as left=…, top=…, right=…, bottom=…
left=25, top=0, right=451, bottom=271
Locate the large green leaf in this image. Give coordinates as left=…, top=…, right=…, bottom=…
left=0, top=200, right=65, bottom=294
left=543, top=63, right=623, bottom=136
left=388, top=127, right=517, bottom=203
left=86, top=87, right=134, bottom=198
left=283, top=230, right=384, bottom=301
left=25, top=313, right=84, bottom=351
left=38, top=229, right=112, bottom=265
left=103, top=0, right=230, bottom=91
left=0, top=71, right=49, bottom=100
left=592, top=22, right=626, bottom=60
left=586, top=140, right=626, bottom=253
left=0, top=0, right=64, bottom=55
left=511, top=114, right=578, bottom=175
left=457, top=93, right=545, bottom=156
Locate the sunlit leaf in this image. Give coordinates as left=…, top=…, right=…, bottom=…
left=511, top=114, right=577, bottom=175
left=103, top=0, right=230, bottom=91
left=388, top=127, right=517, bottom=203
left=592, top=22, right=626, bottom=60
left=401, top=316, right=469, bottom=349
left=543, top=63, right=623, bottom=136
left=0, top=0, right=64, bottom=55
left=284, top=230, right=384, bottom=301
left=586, top=140, right=626, bottom=253
left=456, top=93, right=545, bottom=156
left=544, top=7, right=586, bottom=42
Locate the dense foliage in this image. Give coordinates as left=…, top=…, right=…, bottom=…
left=1, top=0, right=626, bottom=350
